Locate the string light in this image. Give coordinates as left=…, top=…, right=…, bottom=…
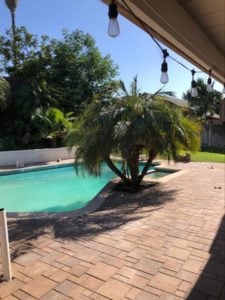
left=222, top=83, right=225, bottom=94
left=109, top=0, right=224, bottom=94
left=160, top=49, right=169, bottom=84
left=191, top=70, right=198, bottom=97
left=207, top=69, right=213, bottom=92
left=108, top=0, right=120, bottom=38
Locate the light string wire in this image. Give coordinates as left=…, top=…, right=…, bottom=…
left=120, top=0, right=203, bottom=74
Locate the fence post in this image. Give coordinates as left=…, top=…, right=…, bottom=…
left=0, top=209, right=12, bottom=281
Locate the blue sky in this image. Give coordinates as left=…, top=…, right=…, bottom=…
left=0, top=0, right=222, bottom=97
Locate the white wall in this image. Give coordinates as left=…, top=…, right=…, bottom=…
left=0, top=147, right=75, bottom=167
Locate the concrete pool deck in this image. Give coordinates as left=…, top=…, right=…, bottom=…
left=0, top=162, right=224, bottom=299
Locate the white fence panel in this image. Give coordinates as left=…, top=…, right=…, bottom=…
left=0, top=147, right=75, bottom=167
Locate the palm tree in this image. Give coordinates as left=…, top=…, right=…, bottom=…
left=67, top=78, right=201, bottom=189
left=0, top=77, right=10, bottom=111
left=5, top=0, right=19, bottom=67
left=183, top=78, right=222, bottom=120
left=32, top=107, right=75, bottom=147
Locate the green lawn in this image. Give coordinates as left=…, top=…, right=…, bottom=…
left=189, top=151, right=225, bottom=163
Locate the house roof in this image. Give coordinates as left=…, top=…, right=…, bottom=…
left=102, top=0, right=225, bottom=84
left=141, top=93, right=189, bottom=108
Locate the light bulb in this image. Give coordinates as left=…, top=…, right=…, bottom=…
left=207, top=84, right=213, bottom=92
left=191, top=87, right=198, bottom=97
left=160, top=60, right=169, bottom=84
left=207, top=76, right=212, bottom=92
left=160, top=72, right=169, bottom=84
left=108, top=18, right=120, bottom=37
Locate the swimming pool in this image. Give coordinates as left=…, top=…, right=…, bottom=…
left=0, top=163, right=173, bottom=213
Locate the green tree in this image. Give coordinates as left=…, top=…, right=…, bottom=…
left=32, top=108, right=74, bottom=147
left=0, top=77, right=10, bottom=111
left=0, top=28, right=118, bottom=150
left=183, top=78, right=222, bottom=120
left=67, top=79, right=201, bottom=189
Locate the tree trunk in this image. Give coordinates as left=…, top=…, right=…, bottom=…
left=137, top=149, right=157, bottom=185
left=11, top=11, right=17, bottom=68
left=127, top=146, right=140, bottom=187
left=104, top=156, right=130, bottom=184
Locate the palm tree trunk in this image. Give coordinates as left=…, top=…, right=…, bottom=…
left=11, top=11, right=17, bottom=68
left=104, top=156, right=130, bottom=184
left=127, top=146, right=140, bottom=187
left=11, top=11, right=16, bottom=36
left=137, top=149, right=157, bottom=185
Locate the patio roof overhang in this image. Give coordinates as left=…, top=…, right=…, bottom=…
left=102, top=0, right=225, bottom=84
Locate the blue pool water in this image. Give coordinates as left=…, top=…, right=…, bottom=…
left=0, top=164, right=116, bottom=213
left=0, top=163, right=171, bottom=213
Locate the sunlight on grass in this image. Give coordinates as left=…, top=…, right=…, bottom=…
left=189, top=151, right=225, bottom=163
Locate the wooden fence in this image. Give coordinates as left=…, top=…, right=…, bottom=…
left=202, top=124, right=225, bottom=149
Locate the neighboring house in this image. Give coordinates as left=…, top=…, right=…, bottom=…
left=141, top=93, right=189, bottom=108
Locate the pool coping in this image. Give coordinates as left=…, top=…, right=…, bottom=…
left=4, top=165, right=187, bottom=219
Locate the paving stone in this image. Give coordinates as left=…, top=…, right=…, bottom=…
left=72, top=273, right=104, bottom=290
left=70, top=264, right=88, bottom=276
left=191, top=249, right=210, bottom=259
left=204, top=261, right=225, bottom=277
left=139, top=237, right=165, bottom=249
left=57, top=255, right=80, bottom=267
left=13, top=252, right=41, bottom=267
left=144, top=285, right=163, bottom=296
left=128, top=247, right=147, bottom=259
left=176, top=269, right=198, bottom=283
left=134, top=258, right=162, bottom=275
left=149, top=273, right=182, bottom=293
left=166, top=247, right=190, bottom=261
left=178, top=281, right=191, bottom=293
left=127, top=274, right=148, bottom=289
left=40, top=290, right=72, bottom=299
left=182, top=258, right=203, bottom=274
left=113, top=273, right=129, bottom=282
left=55, top=280, right=85, bottom=298
left=50, top=270, right=70, bottom=283
left=126, top=287, right=142, bottom=299
left=62, top=242, right=85, bottom=253
left=87, top=262, right=118, bottom=281
left=2, top=295, right=18, bottom=300
left=75, top=248, right=100, bottom=262
left=136, top=270, right=153, bottom=280
left=90, top=292, right=110, bottom=300
left=21, top=275, right=57, bottom=298
left=111, top=240, right=137, bottom=252
left=100, top=254, right=125, bottom=268
left=159, top=292, right=182, bottom=299
left=191, top=275, right=224, bottom=297
left=41, top=251, right=64, bottom=264
left=163, top=260, right=182, bottom=272
left=117, top=266, right=136, bottom=279
left=97, top=278, right=132, bottom=299
left=175, top=290, right=185, bottom=298
left=22, top=261, right=51, bottom=278
left=12, top=289, right=36, bottom=300
left=134, top=290, right=159, bottom=300
left=160, top=268, right=176, bottom=277
left=0, top=279, right=24, bottom=298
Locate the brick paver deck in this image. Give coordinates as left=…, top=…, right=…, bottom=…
left=0, top=162, right=224, bottom=299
